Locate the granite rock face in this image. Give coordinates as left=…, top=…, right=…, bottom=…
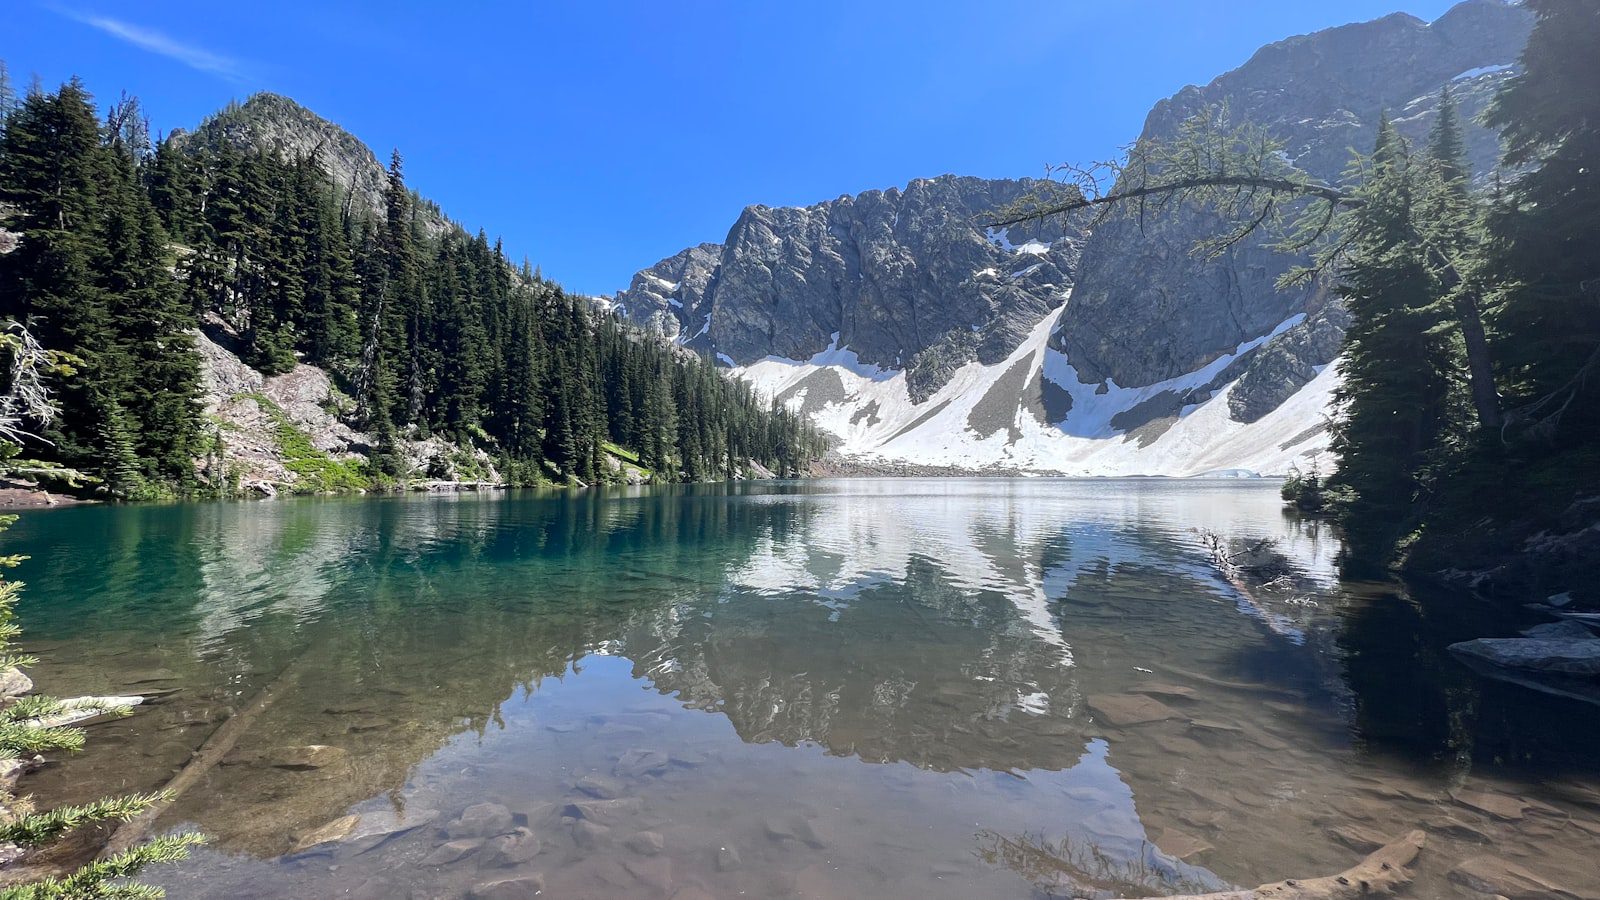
left=1229, top=300, right=1352, bottom=424
left=1054, top=0, right=1532, bottom=398
left=614, top=176, right=1084, bottom=399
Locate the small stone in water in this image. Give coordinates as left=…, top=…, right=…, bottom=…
left=484, top=828, right=540, bottom=867
left=715, top=845, right=742, bottom=871
left=1451, top=789, right=1528, bottom=821
left=626, top=830, right=665, bottom=855
left=467, top=874, right=545, bottom=899
left=444, top=802, right=514, bottom=838
left=615, top=748, right=671, bottom=779
left=793, top=817, right=831, bottom=849
left=1449, top=854, right=1575, bottom=899
left=1087, top=694, right=1179, bottom=726
left=420, top=839, right=479, bottom=866
left=573, top=819, right=611, bottom=848
left=264, top=744, right=349, bottom=771
left=288, top=815, right=359, bottom=856
left=764, top=817, right=795, bottom=842
left=576, top=774, right=625, bottom=799
left=565, top=797, right=643, bottom=826
left=624, top=856, right=673, bottom=892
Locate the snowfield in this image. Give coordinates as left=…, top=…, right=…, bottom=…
left=731, top=300, right=1336, bottom=477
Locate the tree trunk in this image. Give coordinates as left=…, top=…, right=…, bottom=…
left=1452, top=292, right=1503, bottom=430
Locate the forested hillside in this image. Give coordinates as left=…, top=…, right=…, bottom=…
left=0, top=72, right=821, bottom=498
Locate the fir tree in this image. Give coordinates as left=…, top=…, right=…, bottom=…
left=1327, top=117, right=1458, bottom=556
left=1482, top=0, right=1600, bottom=444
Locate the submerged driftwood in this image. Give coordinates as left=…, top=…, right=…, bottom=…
left=99, top=660, right=308, bottom=857
left=1154, top=830, right=1426, bottom=900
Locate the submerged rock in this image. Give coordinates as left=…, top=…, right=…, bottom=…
left=288, top=815, right=360, bottom=855
left=1152, top=826, right=1212, bottom=861
left=1086, top=693, right=1179, bottom=726
left=626, top=830, right=665, bottom=856
left=1451, top=788, right=1528, bottom=821
left=1449, top=638, right=1600, bottom=676
left=443, top=802, right=513, bottom=839
left=289, top=807, right=439, bottom=857
left=484, top=828, right=540, bottom=867
left=1448, top=854, right=1577, bottom=899
left=420, top=838, right=480, bottom=866
left=467, top=874, right=544, bottom=899
left=1522, top=621, right=1597, bottom=640
left=623, top=855, right=673, bottom=893
left=565, top=797, right=643, bottom=826
left=262, top=744, right=348, bottom=771
left=575, top=774, right=625, bottom=799
left=615, top=748, right=671, bottom=779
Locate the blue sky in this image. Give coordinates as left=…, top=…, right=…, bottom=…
left=7, top=1, right=1458, bottom=296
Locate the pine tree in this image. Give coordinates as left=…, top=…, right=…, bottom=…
left=1328, top=117, right=1458, bottom=556
left=1482, top=0, right=1600, bottom=444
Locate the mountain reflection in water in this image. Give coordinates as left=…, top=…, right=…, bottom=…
left=10, top=479, right=1599, bottom=899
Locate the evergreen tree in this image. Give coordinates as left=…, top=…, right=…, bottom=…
left=1327, top=117, right=1457, bottom=555
left=1482, top=0, right=1600, bottom=444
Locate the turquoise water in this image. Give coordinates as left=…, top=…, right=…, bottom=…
left=9, top=480, right=1599, bottom=898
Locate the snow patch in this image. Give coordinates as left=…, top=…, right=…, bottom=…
left=1453, top=63, right=1512, bottom=81
left=729, top=300, right=1336, bottom=477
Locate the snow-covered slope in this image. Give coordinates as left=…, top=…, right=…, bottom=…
left=734, top=299, right=1336, bottom=476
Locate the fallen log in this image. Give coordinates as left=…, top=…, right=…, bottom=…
left=97, top=659, right=308, bottom=857
left=1154, top=830, right=1426, bottom=900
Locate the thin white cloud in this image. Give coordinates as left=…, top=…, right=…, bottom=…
left=52, top=6, right=251, bottom=83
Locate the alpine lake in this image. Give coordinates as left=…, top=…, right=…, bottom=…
left=9, top=479, right=1599, bottom=899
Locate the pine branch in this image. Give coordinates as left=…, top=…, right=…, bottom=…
left=0, top=720, right=85, bottom=756
left=0, top=793, right=174, bottom=847
left=0, top=833, right=205, bottom=900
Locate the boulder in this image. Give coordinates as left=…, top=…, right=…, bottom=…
left=1449, top=638, right=1600, bottom=676
left=0, top=668, right=32, bottom=699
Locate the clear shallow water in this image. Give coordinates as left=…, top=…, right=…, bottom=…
left=9, top=479, right=1600, bottom=899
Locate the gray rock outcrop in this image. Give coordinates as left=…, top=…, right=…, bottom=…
left=1053, top=0, right=1532, bottom=407
left=614, top=176, right=1084, bottom=399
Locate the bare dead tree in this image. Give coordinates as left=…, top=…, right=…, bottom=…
left=0, top=322, right=65, bottom=447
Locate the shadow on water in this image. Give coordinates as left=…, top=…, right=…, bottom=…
left=5, top=479, right=1598, bottom=898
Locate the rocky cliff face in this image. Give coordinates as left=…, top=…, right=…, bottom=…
left=1055, top=0, right=1532, bottom=397
left=614, top=176, right=1084, bottom=401
left=612, top=0, right=1531, bottom=475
